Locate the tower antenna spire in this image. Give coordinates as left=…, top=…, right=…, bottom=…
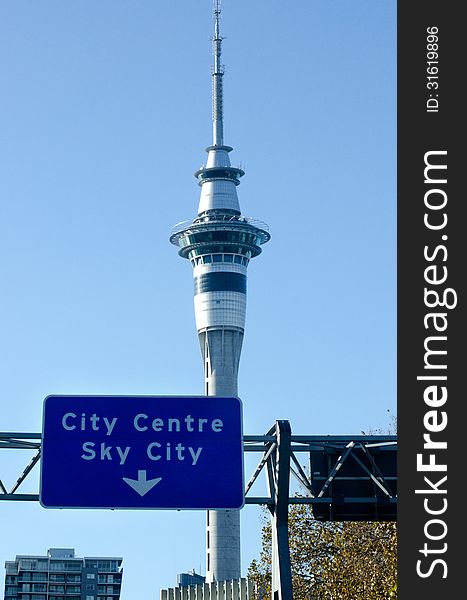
left=212, top=0, right=224, bottom=146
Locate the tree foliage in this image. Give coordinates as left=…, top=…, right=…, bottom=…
left=248, top=505, right=397, bottom=599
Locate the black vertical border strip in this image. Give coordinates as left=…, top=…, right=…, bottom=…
left=398, top=2, right=463, bottom=598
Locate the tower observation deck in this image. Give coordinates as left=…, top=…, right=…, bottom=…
left=170, top=0, right=270, bottom=584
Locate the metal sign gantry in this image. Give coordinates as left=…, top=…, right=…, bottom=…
left=1, top=421, right=397, bottom=600
left=244, top=421, right=396, bottom=599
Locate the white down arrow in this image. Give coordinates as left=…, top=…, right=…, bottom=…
left=123, top=470, right=162, bottom=497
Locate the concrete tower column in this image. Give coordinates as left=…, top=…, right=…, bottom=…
left=201, top=326, right=242, bottom=582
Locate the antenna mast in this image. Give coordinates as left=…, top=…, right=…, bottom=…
left=212, top=0, right=224, bottom=146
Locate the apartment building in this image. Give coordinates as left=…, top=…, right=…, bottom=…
left=3, top=548, right=123, bottom=600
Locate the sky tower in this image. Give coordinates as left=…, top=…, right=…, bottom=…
left=170, top=0, right=270, bottom=583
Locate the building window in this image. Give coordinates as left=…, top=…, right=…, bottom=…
left=87, top=574, right=96, bottom=579
left=4, top=586, right=17, bottom=595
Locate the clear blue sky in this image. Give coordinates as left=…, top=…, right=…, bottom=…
left=0, top=0, right=395, bottom=596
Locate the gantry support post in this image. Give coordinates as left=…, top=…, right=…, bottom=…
left=267, top=421, right=293, bottom=600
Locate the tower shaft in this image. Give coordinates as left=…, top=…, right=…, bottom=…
left=200, top=328, right=243, bottom=397
left=203, top=327, right=242, bottom=581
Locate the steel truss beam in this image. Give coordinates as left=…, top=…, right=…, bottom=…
left=243, top=429, right=397, bottom=513
left=0, top=432, right=41, bottom=501
left=0, top=425, right=398, bottom=509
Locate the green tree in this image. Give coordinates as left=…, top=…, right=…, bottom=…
left=248, top=507, right=397, bottom=599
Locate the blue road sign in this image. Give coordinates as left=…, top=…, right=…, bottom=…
left=40, top=395, right=244, bottom=510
